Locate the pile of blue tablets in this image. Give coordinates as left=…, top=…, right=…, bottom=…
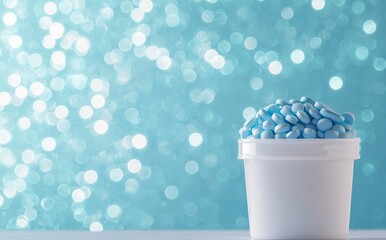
left=240, top=97, right=356, bottom=139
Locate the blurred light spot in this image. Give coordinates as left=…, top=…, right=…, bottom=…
left=3, top=12, right=17, bottom=26
left=18, top=117, right=31, bottom=130
left=42, top=35, right=56, bottom=49
left=373, top=58, right=386, bottom=71
left=0, top=92, right=11, bottom=106
left=189, top=132, right=203, bottom=147
left=90, top=79, right=104, bottom=92
left=41, top=137, right=56, bottom=152
left=156, top=56, right=172, bottom=70
left=72, top=188, right=86, bottom=203
left=15, top=86, right=28, bottom=99
left=310, top=37, right=322, bottom=49
left=202, top=10, right=214, bottom=23
left=7, top=73, right=21, bottom=87
left=329, top=76, right=343, bottom=90
left=107, top=205, right=122, bottom=218
left=127, top=159, right=142, bottom=173
left=355, top=46, right=369, bottom=60
left=166, top=14, right=179, bottom=27
left=54, top=105, right=69, bottom=119
left=79, top=105, right=94, bottom=120
left=9, top=35, right=22, bottom=48
left=311, top=0, right=325, bottom=10
left=50, top=77, right=65, bottom=91
left=109, top=168, right=123, bottom=182
left=165, top=185, right=178, bottom=200
left=361, top=109, right=374, bottom=123
left=132, top=134, right=147, bottom=149
left=33, top=100, right=46, bottom=113
left=243, top=37, right=257, bottom=50
left=0, top=130, right=12, bottom=144
left=184, top=202, right=198, bottom=217
left=185, top=161, right=199, bottom=174
left=91, top=94, right=106, bottom=109
left=21, top=149, right=35, bottom=164
left=363, top=20, right=376, bottom=34
left=44, top=2, right=58, bottom=15
left=146, top=45, right=160, bottom=60
left=362, top=163, right=375, bottom=176
left=250, top=77, right=263, bottom=90
left=90, top=222, right=103, bottom=232
left=132, top=32, right=146, bottom=46
left=139, top=0, right=153, bottom=13
left=131, top=8, right=144, bottom=22
left=268, top=61, right=282, bottom=75
left=51, top=51, right=66, bottom=70
left=281, top=7, right=294, bottom=20
left=16, top=217, right=28, bottom=228
left=352, top=1, right=365, bottom=14
left=84, top=170, right=98, bottom=184
left=30, top=82, right=45, bottom=96
left=243, top=107, right=256, bottom=120
left=290, top=49, right=305, bottom=64
left=49, top=22, right=65, bottom=39
left=75, top=37, right=91, bottom=56
left=93, top=120, right=109, bottom=135
left=125, top=178, right=139, bottom=193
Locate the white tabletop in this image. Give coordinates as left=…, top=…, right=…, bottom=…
left=0, top=230, right=385, bottom=240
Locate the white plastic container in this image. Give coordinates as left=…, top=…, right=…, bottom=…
left=238, top=138, right=360, bottom=240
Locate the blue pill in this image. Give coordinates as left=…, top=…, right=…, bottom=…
left=303, top=102, right=313, bottom=112
left=300, top=96, right=316, bottom=105
left=266, top=104, right=281, bottom=114
left=311, top=119, right=318, bottom=126
left=305, top=124, right=317, bottom=131
left=320, top=108, right=344, bottom=123
left=303, top=127, right=317, bottom=139
left=332, top=124, right=345, bottom=134
left=272, top=113, right=285, bottom=124
left=274, top=133, right=286, bottom=139
left=251, top=127, right=263, bottom=137
left=325, top=129, right=339, bottom=139
left=339, top=132, right=351, bottom=138
left=239, top=127, right=250, bottom=138
left=341, top=122, right=353, bottom=131
left=317, top=131, right=325, bottom=138
left=292, top=124, right=304, bottom=132
left=348, top=130, right=356, bottom=137
left=342, top=112, right=355, bottom=124
left=261, top=130, right=274, bottom=139
left=317, top=118, right=332, bottom=132
left=285, top=114, right=298, bottom=124
left=280, top=105, right=292, bottom=116
left=262, top=120, right=276, bottom=131
left=296, top=110, right=310, bottom=124
left=309, top=108, right=322, bottom=120
left=314, top=101, right=331, bottom=111
left=257, top=109, right=271, bottom=121
left=275, top=99, right=288, bottom=105
left=274, top=123, right=291, bottom=134
left=286, top=130, right=301, bottom=139
left=243, top=117, right=257, bottom=129
left=291, top=102, right=304, bottom=114
left=289, top=99, right=299, bottom=105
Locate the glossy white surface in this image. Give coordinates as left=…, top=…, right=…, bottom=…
left=0, top=230, right=384, bottom=239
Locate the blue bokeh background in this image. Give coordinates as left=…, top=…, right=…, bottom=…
left=0, top=0, right=385, bottom=230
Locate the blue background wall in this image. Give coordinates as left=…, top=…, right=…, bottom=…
left=0, top=0, right=384, bottom=230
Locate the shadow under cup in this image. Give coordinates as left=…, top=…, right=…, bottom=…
left=238, top=138, right=361, bottom=240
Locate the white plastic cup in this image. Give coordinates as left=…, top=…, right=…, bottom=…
left=238, top=138, right=360, bottom=240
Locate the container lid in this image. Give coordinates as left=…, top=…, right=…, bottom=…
left=238, top=138, right=360, bottom=160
